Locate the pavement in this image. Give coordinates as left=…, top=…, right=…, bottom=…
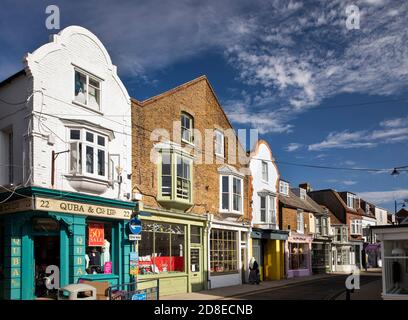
left=161, top=269, right=383, bottom=300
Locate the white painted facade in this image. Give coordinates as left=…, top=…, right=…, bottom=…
left=249, top=141, right=279, bottom=230
left=375, top=207, right=389, bottom=226
left=362, top=215, right=377, bottom=243
left=0, top=26, right=131, bottom=200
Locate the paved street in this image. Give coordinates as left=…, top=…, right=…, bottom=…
left=231, top=274, right=381, bottom=300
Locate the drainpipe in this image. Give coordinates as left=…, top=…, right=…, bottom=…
left=206, top=213, right=213, bottom=290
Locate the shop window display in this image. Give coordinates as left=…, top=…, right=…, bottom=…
left=383, top=240, right=408, bottom=295
left=85, top=221, right=112, bottom=274
left=138, top=221, right=185, bottom=275
left=289, top=243, right=309, bottom=270
left=210, top=229, right=238, bottom=274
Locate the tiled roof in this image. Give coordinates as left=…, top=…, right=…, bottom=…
left=279, top=189, right=324, bottom=213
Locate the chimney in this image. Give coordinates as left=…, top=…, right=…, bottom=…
left=299, top=183, right=312, bottom=192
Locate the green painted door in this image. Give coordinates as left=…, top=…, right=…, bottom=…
left=190, top=247, right=203, bottom=291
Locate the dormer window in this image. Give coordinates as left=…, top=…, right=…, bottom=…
left=279, top=181, right=289, bottom=196
left=181, top=112, right=193, bottom=144
left=365, top=203, right=370, bottom=214
left=299, top=188, right=306, bottom=200
left=347, top=193, right=357, bottom=209
left=74, top=69, right=101, bottom=110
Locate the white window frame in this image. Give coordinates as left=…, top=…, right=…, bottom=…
left=69, top=128, right=108, bottom=180
left=322, top=217, right=328, bottom=236
left=181, top=112, right=194, bottom=144
left=299, top=188, right=306, bottom=200
left=73, top=68, right=102, bottom=111
left=347, top=193, right=357, bottom=209
left=296, top=209, right=304, bottom=234
left=261, top=161, right=268, bottom=182
left=220, top=175, right=243, bottom=214
left=350, top=219, right=362, bottom=235
left=260, top=195, right=267, bottom=222
left=268, top=195, right=276, bottom=225
left=158, top=150, right=193, bottom=203
left=315, top=217, right=321, bottom=235
left=214, top=129, right=224, bottom=158
left=279, top=181, right=289, bottom=196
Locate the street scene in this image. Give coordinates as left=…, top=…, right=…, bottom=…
left=0, top=1, right=408, bottom=304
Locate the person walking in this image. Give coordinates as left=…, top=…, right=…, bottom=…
left=248, top=257, right=260, bottom=285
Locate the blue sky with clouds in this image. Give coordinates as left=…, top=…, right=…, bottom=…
left=1, top=0, right=407, bottom=212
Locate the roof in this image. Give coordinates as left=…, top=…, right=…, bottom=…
left=279, top=188, right=324, bottom=213
left=309, top=189, right=361, bottom=215
left=0, top=70, right=25, bottom=89
left=396, top=208, right=408, bottom=218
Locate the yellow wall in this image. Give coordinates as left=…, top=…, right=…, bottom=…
left=263, top=240, right=285, bottom=280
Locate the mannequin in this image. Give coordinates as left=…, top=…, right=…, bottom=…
left=85, top=254, right=90, bottom=269
left=102, top=239, right=111, bottom=264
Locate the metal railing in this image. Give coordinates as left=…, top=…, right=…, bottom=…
left=107, top=279, right=159, bottom=300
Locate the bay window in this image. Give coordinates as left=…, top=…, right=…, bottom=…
left=69, top=128, right=108, bottom=179
left=259, top=194, right=276, bottom=225
left=74, top=69, right=101, bottom=110
left=220, top=175, right=243, bottom=214
left=159, top=149, right=193, bottom=204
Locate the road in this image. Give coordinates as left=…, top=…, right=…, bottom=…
left=232, top=274, right=381, bottom=300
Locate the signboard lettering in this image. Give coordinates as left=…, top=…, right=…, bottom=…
left=88, top=223, right=105, bottom=246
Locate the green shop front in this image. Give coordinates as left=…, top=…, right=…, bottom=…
left=136, top=207, right=208, bottom=297
left=0, top=187, right=135, bottom=300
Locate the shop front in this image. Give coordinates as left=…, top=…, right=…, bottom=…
left=331, top=242, right=362, bottom=273
left=208, top=217, right=251, bottom=289
left=136, top=207, right=208, bottom=297
left=251, top=229, right=288, bottom=281
left=286, top=233, right=313, bottom=278
left=0, top=187, right=135, bottom=300
left=312, top=240, right=332, bottom=274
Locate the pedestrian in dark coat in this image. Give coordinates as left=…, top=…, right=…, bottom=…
left=248, top=257, right=260, bottom=284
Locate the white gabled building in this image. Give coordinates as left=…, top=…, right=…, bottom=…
left=249, top=140, right=288, bottom=281
left=0, top=26, right=135, bottom=300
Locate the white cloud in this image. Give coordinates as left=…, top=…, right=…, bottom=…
left=358, top=189, right=408, bottom=204
left=342, top=180, right=358, bottom=186
left=285, top=143, right=303, bottom=152
left=309, top=115, right=408, bottom=150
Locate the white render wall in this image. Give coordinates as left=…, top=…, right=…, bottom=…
left=0, top=26, right=132, bottom=201
left=375, top=207, right=389, bottom=225
left=0, top=75, right=32, bottom=186
left=249, top=141, right=279, bottom=228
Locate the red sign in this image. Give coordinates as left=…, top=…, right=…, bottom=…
left=88, top=223, right=104, bottom=246
left=104, top=262, right=112, bottom=274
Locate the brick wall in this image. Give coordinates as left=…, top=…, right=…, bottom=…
left=131, top=77, right=251, bottom=221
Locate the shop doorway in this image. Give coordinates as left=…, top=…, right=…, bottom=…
left=34, top=236, right=60, bottom=298
left=241, top=247, right=247, bottom=284
left=190, top=247, right=203, bottom=292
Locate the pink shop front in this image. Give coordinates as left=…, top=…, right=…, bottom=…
left=286, top=232, right=313, bottom=278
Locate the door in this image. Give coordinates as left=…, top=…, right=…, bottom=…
left=241, top=247, right=247, bottom=284
left=190, top=247, right=203, bottom=291
left=34, top=236, right=60, bottom=298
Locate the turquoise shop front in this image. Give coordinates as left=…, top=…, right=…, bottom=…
left=0, top=187, right=136, bottom=300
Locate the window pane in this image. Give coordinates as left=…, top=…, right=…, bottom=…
left=75, top=71, right=87, bottom=104
left=171, top=233, right=184, bottom=272
left=85, top=221, right=112, bottom=274
left=221, top=176, right=229, bottom=210
left=86, top=132, right=94, bottom=143
left=190, top=226, right=201, bottom=244
left=86, top=146, right=94, bottom=173
left=98, top=149, right=105, bottom=176
left=88, top=84, right=100, bottom=108
left=176, top=156, right=191, bottom=200
left=97, top=136, right=105, bottom=146
left=260, top=196, right=266, bottom=222
left=70, top=129, right=80, bottom=140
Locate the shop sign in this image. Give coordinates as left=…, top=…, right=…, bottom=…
left=88, top=223, right=105, bottom=246
left=132, top=293, right=146, bottom=300
left=0, top=198, right=33, bottom=215
left=129, top=234, right=141, bottom=241
left=130, top=252, right=139, bottom=276
left=34, top=197, right=132, bottom=220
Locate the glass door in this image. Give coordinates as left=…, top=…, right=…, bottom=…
left=190, top=247, right=203, bottom=291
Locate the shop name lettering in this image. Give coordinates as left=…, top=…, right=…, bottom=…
left=37, top=199, right=130, bottom=217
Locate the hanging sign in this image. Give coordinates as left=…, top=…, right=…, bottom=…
left=129, top=218, right=142, bottom=235
left=88, top=223, right=105, bottom=246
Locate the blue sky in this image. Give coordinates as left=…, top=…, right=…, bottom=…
left=1, top=0, right=407, bottom=212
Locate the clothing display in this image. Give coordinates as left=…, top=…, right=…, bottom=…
left=102, top=239, right=111, bottom=264
left=89, top=249, right=101, bottom=266
left=85, top=254, right=90, bottom=269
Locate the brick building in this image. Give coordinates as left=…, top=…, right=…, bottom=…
left=131, top=76, right=252, bottom=295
